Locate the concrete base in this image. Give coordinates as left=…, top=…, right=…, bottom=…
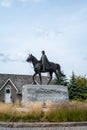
left=22, top=85, right=69, bottom=106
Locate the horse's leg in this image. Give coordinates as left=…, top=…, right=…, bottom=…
left=47, top=72, right=52, bottom=85
left=32, top=73, right=37, bottom=84
left=55, top=71, right=59, bottom=81
left=39, top=73, right=42, bottom=85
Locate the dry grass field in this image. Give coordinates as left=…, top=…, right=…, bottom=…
left=0, top=101, right=87, bottom=122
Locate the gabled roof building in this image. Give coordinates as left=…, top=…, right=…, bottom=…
left=0, top=73, right=48, bottom=103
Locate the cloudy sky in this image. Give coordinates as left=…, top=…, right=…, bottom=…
left=0, top=0, right=87, bottom=78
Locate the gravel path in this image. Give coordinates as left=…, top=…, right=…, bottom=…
left=0, top=122, right=87, bottom=130
left=0, top=126, right=87, bottom=130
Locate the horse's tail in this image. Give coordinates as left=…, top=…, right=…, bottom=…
left=56, top=64, right=64, bottom=76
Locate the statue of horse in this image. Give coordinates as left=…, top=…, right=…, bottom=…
left=26, top=54, right=63, bottom=85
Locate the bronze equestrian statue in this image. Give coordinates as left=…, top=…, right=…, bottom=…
left=26, top=51, right=64, bottom=85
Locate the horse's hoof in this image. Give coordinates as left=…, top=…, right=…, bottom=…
left=32, top=82, right=36, bottom=85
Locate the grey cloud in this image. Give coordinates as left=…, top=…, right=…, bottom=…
left=0, top=0, right=12, bottom=8
left=83, top=56, right=87, bottom=61
left=0, top=53, right=13, bottom=62
left=0, top=0, right=45, bottom=8
left=0, top=53, right=25, bottom=63
left=0, top=53, right=5, bottom=57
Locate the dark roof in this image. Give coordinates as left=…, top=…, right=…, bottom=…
left=0, top=73, right=48, bottom=92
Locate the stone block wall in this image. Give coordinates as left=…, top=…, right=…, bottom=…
left=22, top=85, right=69, bottom=106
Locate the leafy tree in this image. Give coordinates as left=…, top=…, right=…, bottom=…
left=75, top=75, right=87, bottom=100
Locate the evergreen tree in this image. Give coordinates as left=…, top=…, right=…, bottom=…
left=53, top=71, right=68, bottom=86
left=68, top=72, right=78, bottom=100
left=68, top=72, right=87, bottom=100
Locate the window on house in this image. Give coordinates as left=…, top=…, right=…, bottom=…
left=6, top=89, right=10, bottom=94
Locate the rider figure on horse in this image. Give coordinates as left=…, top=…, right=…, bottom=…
left=40, top=50, right=51, bottom=71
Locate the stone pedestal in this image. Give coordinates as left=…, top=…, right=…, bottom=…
left=22, top=85, right=69, bottom=106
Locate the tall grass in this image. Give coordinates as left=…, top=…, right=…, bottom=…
left=0, top=101, right=87, bottom=122
left=45, top=101, right=87, bottom=122
left=0, top=103, right=16, bottom=121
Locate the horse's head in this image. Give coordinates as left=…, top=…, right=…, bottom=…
left=26, top=54, right=33, bottom=62
left=26, top=54, right=41, bottom=72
